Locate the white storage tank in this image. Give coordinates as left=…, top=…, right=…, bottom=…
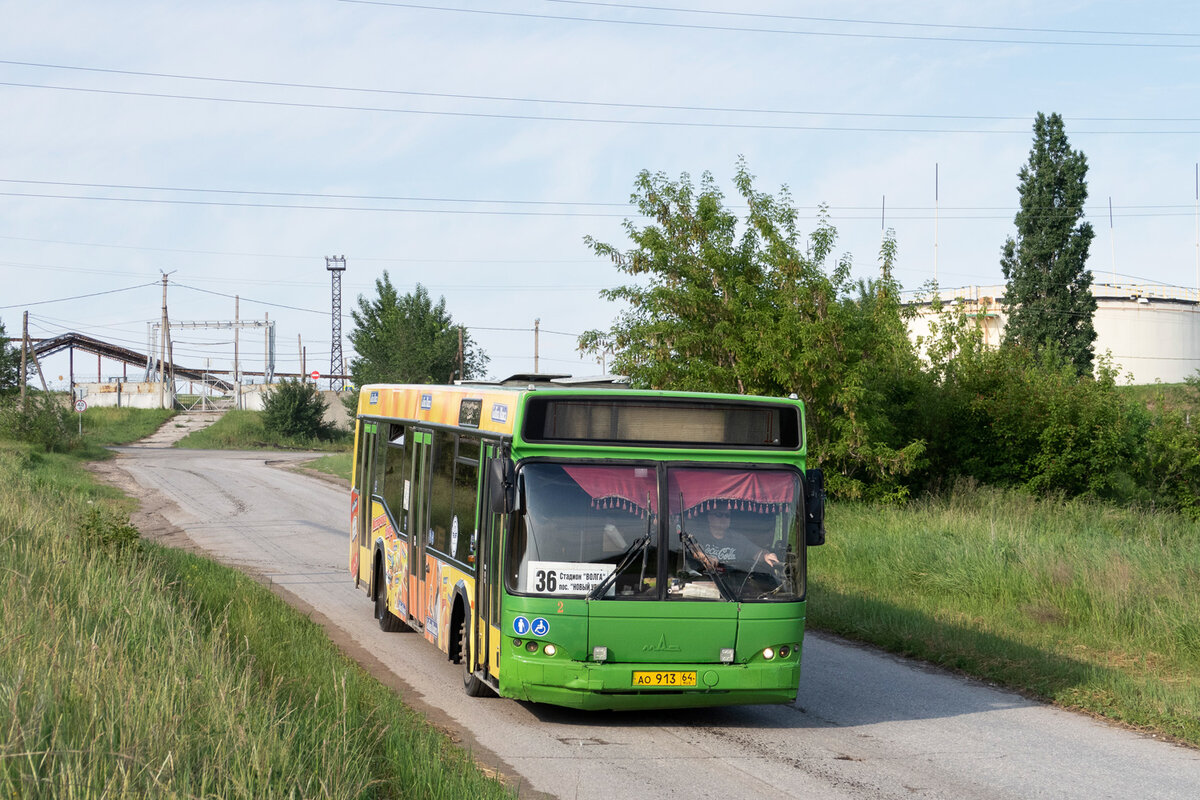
left=904, top=283, right=1200, bottom=384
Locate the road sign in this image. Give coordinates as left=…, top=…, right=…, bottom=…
left=74, top=399, right=87, bottom=413
left=310, top=370, right=320, bottom=381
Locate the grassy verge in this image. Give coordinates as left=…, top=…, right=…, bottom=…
left=176, top=409, right=351, bottom=452
left=79, top=406, right=175, bottom=451
left=809, top=482, right=1200, bottom=744
left=0, top=411, right=513, bottom=799
left=303, top=451, right=354, bottom=483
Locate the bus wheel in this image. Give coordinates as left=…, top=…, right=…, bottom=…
left=374, top=566, right=404, bottom=632
left=461, top=617, right=489, bottom=697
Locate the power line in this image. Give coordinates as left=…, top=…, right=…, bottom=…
left=546, top=1, right=1200, bottom=40
left=6, top=80, right=1197, bottom=135
left=340, top=1, right=1200, bottom=49
left=0, top=176, right=627, bottom=208
left=5, top=187, right=1196, bottom=222
left=173, top=283, right=330, bottom=316
left=4, top=180, right=1200, bottom=213
left=0, top=281, right=158, bottom=310
left=5, top=59, right=1199, bottom=123
left=0, top=187, right=631, bottom=217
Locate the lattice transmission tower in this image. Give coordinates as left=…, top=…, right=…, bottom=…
left=326, top=255, right=346, bottom=391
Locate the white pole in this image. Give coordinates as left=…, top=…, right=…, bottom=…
left=1109, top=197, right=1116, bottom=286
left=934, top=164, right=939, bottom=283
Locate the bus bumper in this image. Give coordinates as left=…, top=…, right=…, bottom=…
left=500, top=657, right=802, bottom=710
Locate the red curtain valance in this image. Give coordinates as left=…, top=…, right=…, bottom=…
left=560, top=466, right=796, bottom=517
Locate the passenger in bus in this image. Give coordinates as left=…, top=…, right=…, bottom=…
left=689, top=502, right=780, bottom=573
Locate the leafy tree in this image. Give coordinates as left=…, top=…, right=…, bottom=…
left=263, top=378, right=330, bottom=440
left=347, top=277, right=488, bottom=392
left=0, top=318, right=22, bottom=396
left=580, top=159, right=925, bottom=501
left=1001, top=112, right=1097, bottom=375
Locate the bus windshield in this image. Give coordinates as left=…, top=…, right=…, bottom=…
left=506, top=462, right=802, bottom=602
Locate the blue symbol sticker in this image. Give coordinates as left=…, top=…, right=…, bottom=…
left=531, top=617, right=550, bottom=637
left=420, top=393, right=433, bottom=410
left=513, top=616, right=531, bottom=636
left=491, top=403, right=509, bottom=423
left=369, top=391, right=379, bottom=405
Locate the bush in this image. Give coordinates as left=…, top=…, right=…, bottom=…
left=913, top=313, right=1149, bottom=503
left=77, top=502, right=142, bottom=553
left=0, top=393, right=79, bottom=452
left=1140, top=376, right=1200, bottom=518
left=262, top=379, right=330, bottom=440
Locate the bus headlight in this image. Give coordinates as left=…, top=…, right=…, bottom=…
left=762, top=647, right=775, bottom=660
left=544, top=643, right=557, bottom=657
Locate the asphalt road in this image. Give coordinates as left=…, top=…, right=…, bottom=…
left=103, top=436, right=1200, bottom=800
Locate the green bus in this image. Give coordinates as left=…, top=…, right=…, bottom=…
left=349, top=379, right=825, bottom=710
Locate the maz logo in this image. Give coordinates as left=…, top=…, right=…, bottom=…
left=642, top=634, right=681, bottom=652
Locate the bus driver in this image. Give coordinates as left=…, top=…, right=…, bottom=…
left=690, top=503, right=780, bottom=573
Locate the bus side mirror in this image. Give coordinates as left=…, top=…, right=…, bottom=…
left=488, top=459, right=522, bottom=515
left=804, top=468, right=826, bottom=546
left=488, top=458, right=512, bottom=514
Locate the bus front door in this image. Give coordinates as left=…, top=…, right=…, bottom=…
left=407, top=429, right=432, bottom=631
left=478, top=446, right=506, bottom=679
left=354, top=421, right=376, bottom=587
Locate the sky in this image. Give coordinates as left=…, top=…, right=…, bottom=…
left=3, top=1, right=1199, bottom=389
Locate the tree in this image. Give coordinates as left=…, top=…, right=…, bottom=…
left=580, top=159, right=925, bottom=501
left=347, top=276, right=488, bottom=390
left=0, top=318, right=22, bottom=396
left=1001, top=112, right=1097, bottom=375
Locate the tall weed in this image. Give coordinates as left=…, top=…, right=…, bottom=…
left=812, top=483, right=1200, bottom=741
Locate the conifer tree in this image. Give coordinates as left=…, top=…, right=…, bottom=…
left=1001, top=112, right=1097, bottom=375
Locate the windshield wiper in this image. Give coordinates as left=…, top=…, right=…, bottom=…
left=588, top=533, right=650, bottom=600
left=678, top=492, right=735, bottom=601
left=678, top=530, right=736, bottom=601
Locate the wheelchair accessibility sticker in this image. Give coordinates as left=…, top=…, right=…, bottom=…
left=512, top=616, right=550, bottom=637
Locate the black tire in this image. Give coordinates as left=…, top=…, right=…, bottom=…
left=374, top=565, right=404, bottom=632
left=461, top=616, right=489, bottom=697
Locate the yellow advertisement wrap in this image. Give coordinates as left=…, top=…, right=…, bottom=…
left=370, top=500, right=475, bottom=657
left=357, top=384, right=518, bottom=436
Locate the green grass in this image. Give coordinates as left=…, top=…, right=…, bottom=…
left=176, top=409, right=352, bottom=452
left=0, top=421, right=514, bottom=799
left=78, top=406, right=175, bottom=453
left=304, top=451, right=354, bottom=483
left=809, top=481, right=1200, bottom=743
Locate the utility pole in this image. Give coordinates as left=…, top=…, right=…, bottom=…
left=326, top=255, right=346, bottom=391
left=20, top=311, right=28, bottom=404
left=533, top=318, right=540, bottom=373
left=457, top=325, right=464, bottom=383
left=234, top=294, right=240, bottom=407
left=159, top=274, right=169, bottom=410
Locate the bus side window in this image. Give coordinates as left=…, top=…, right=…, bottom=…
left=428, top=430, right=455, bottom=556
left=453, top=435, right=481, bottom=565
left=382, top=439, right=407, bottom=533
